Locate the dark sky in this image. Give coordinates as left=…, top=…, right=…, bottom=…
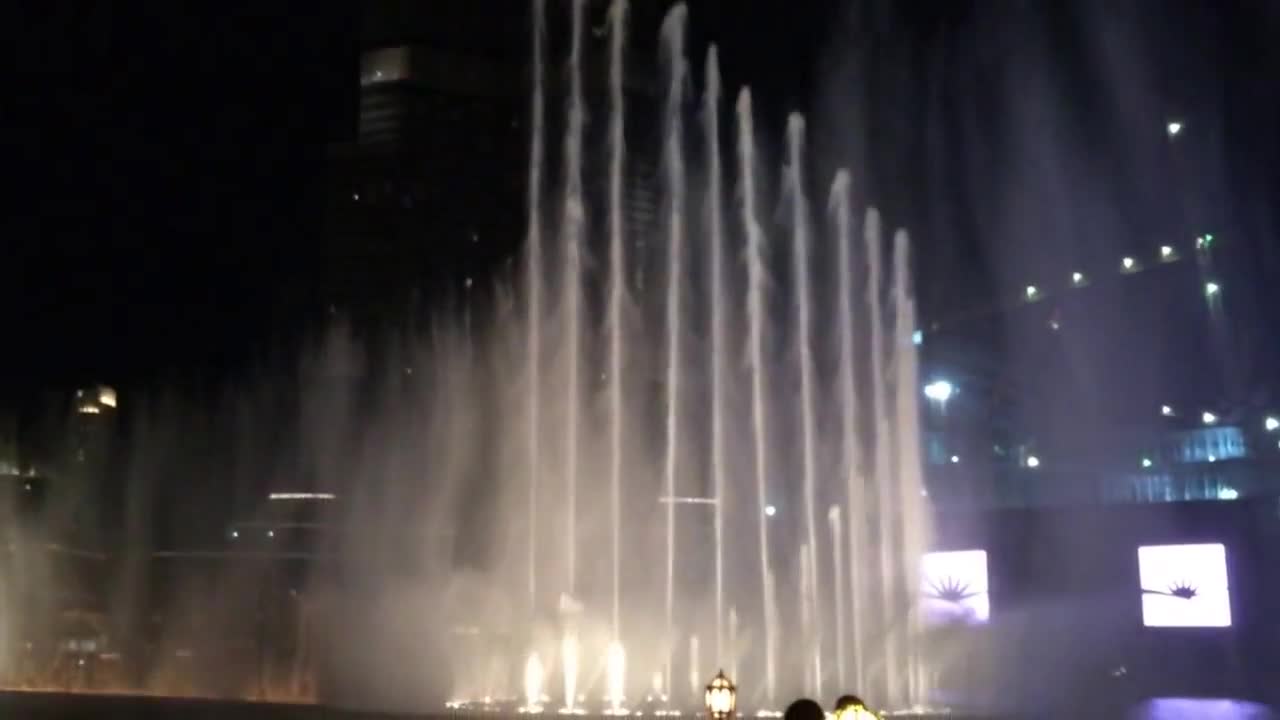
left=7, top=1, right=1280, bottom=411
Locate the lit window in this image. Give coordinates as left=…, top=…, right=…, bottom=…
left=360, top=47, right=410, bottom=86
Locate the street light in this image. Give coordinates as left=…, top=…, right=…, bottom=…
left=1071, top=271, right=1086, bottom=287
left=1141, top=457, right=1153, bottom=469
left=923, top=380, right=954, bottom=403
left=1161, top=405, right=1174, bottom=417
left=1166, top=120, right=1183, bottom=138
left=704, top=670, right=736, bottom=720
left=1026, top=455, right=1041, bottom=469
left=1160, top=245, right=1177, bottom=261
left=1202, top=411, right=1218, bottom=426
left=1205, top=281, right=1221, bottom=298
left=1025, top=285, right=1039, bottom=300
left=1265, top=416, right=1279, bottom=432
left=1121, top=256, right=1138, bottom=273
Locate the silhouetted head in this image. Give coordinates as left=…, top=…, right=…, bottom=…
left=784, top=698, right=825, bottom=720
left=833, top=695, right=866, bottom=712
left=832, top=695, right=870, bottom=719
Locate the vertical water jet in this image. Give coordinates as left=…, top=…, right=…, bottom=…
left=737, top=87, right=776, bottom=707
left=704, top=43, right=727, bottom=669
left=606, top=0, right=629, bottom=644
left=660, top=2, right=688, bottom=700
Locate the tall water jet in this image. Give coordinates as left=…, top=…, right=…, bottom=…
left=605, top=641, right=627, bottom=714
left=799, top=544, right=813, bottom=696
left=786, top=112, right=822, bottom=698
left=830, top=169, right=865, bottom=692
left=865, top=208, right=899, bottom=702
left=606, top=0, right=629, bottom=643
left=704, top=43, right=727, bottom=668
left=738, top=87, right=775, bottom=707
left=828, top=506, right=846, bottom=686
left=660, top=3, right=688, bottom=698
left=525, top=0, right=546, bottom=613
left=891, top=230, right=930, bottom=706
left=687, top=634, right=700, bottom=701
left=561, top=629, right=580, bottom=713
left=524, top=652, right=546, bottom=712
left=727, top=606, right=739, bottom=684
left=561, top=0, right=587, bottom=599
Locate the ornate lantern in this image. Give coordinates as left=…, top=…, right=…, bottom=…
left=704, top=670, right=736, bottom=720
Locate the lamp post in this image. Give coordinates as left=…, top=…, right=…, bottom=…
left=704, top=670, right=736, bottom=720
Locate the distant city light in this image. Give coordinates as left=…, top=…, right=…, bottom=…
left=1025, top=285, right=1039, bottom=300
left=1071, top=271, right=1086, bottom=286
left=923, top=380, right=954, bottom=403
left=352, top=192, right=360, bottom=201
left=1196, top=233, right=1214, bottom=250
left=266, top=530, right=275, bottom=538
left=1162, top=405, right=1174, bottom=417
left=1141, top=457, right=1153, bottom=469
left=1160, top=245, right=1176, bottom=261
left=269, top=492, right=337, bottom=501
left=950, top=455, right=960, bottom=464
left=1121, top=256, right=1137, bottom=272
left=1202, top=411, right=1218, bottom=425
left=1208, top=454, right=1217, bottom=463
left=1026, top=455, right=1041, bottom=469
left=1265, top=417, right=1279, bottom=432
left=1166, top=120, right=1183, bottom=138
left=230, top=530, right=239, bottom=539
left=97, top=387, right=117, bottom=408
left=912, top=330, right=923, bottom=346
left=764, top=505, right=776, bottom=517
left=1205, top=281, right=1221, bottom=297
left=1218, top=486, right=1238, bottom=501
left=77, top=404, right=100, bottom=415
left=1048, top=319, right=1061, bottom=332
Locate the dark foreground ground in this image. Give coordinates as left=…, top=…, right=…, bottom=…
left=0, top=692, right=1274, bottom=720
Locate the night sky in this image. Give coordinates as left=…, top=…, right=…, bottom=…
left=8, top=1, right=1280, bottom=409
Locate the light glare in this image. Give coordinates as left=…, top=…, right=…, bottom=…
left=1026, top=455, right=1040, bottom=468
left=1202, top=411, right=1218, bottom=425
left=923, top=380, right=954, bottom=402
left=1265, top=417, right=1279, bottom=432
left=1205, top=281, right=1220, bottom=297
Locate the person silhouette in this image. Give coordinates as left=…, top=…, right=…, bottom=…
left=833, top=693, right=876, bottom=719
left=783, top=698, right=825, bottom=720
